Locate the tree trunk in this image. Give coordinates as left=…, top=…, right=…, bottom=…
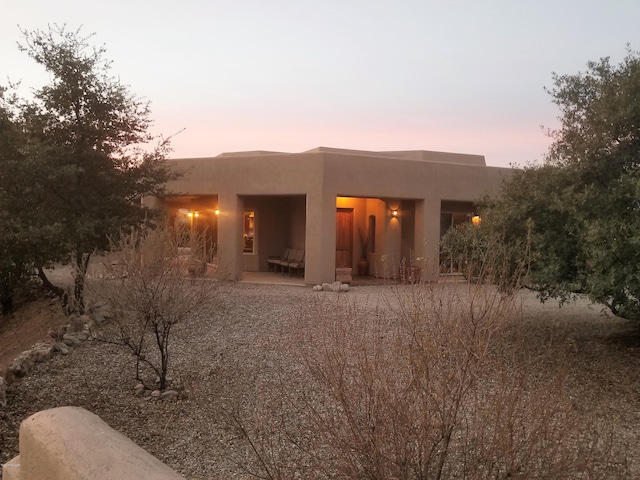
left=72, top=251, right=92, bottom=314
left=37, top=266, right=66, bottom=298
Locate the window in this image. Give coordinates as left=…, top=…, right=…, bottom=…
left=243, top=211, right=255, bottom=253
left=440, top=212, right=471, bottom=237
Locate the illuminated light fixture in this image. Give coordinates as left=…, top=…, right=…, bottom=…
left=392, top=209, right=399, bottom=217
left=215, top=208, right=220, bottom=215
left=471, top=214, right=482, bottom=226
left=188, top=211, right=200, bottom=218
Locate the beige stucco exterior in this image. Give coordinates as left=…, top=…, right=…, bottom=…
left=153, top=147, right=513, bottom=284
left=3, top=407, right=182, bottom=480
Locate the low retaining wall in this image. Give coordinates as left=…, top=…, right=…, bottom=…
left=2, top=406, right=183, bottom=480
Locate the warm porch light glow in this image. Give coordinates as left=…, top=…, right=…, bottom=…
left=215, top=208, right=220, bottom=215
left=472, top=214, right=481, bottom=226
left=392, top=209, right=399, bottom=217
left=188, top=211, right=200, bottom=218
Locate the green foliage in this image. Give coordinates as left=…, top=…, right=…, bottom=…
left=0, top=25, right=178, bottom=313
left=440, top=211, right=531, bottom=293
left=449, top=48, right=640, bottom=320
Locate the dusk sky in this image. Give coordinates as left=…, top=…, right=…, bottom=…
left=2, top=1, right=639, bottom=167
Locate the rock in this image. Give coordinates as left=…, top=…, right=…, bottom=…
left=320, top=282, right=349, bottom=292
left=48, top=325, right=67, bottom=341
left=92, top=311, right=108, bottom=324
left=30, top=343, right=53, bottom=363
left=0, top=376, right=6, bottom=407
left=75, top=332, right=89, bottom=341
left=68, top=314, right=85, bottom=333
left=160, top=390, right=179, bottom=401
left=53, top=342, right=70, bottom=355
left=9, top=351, right=33, bottom=377
left=62, top=332, right=82, bottom=346
left=134, top=383, right=146, bottom=397
left=151, top=389, right=161, bottom=398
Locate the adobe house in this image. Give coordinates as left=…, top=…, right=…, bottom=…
left=149, top=147, right=513, bottom=284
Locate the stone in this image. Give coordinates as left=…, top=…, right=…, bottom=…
left=332, top=281, right=342, bottom=291
left=88, top=302, right=113, bottom=324
left=160, top=390, right=179, bottom=401
left=134, top=384, right=146, bottom=397
left=321, top=283, right=333, bottom=292
left=75, top=332, right=89, bottom=341
left=0, top=376, right=6, bottom=407
left=339, top=283, right=350, bottom=292
left=9, top=351, right=33, bottom=378
left=48, top=325, right=67, bottom=341
left=52, top=342, right=70, bottom=355
left=68, top=314, right=85, bottom=333
left=62, top=333, right=82, bottom=346
left=151, top=390, right=161, bottom=398
left=312, top=284, right=322, bottom=291
left=29, top=343, right=53, bottom=363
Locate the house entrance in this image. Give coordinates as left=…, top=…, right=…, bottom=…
left=336, top=208, right=353, bottom=268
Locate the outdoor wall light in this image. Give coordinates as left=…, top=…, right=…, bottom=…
left=471, top=214, right=481, bottom=226
left=188, top=211, right=199, bottom=218
left=215, top=208, right=220, bottom=215
left=392, top=209, right=399, bottom=217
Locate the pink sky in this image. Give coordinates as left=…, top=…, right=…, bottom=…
left=3, top=1, right=638, bottom=168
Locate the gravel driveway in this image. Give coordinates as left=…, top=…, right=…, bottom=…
left=1, top=281, right=639, bottom=479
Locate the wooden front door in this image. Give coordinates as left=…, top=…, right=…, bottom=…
left=336, top=208, right=353, bottom=268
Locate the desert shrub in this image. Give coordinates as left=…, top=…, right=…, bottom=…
left=96, top=227, right=217, bottom=390
left=230, top=281, right=624, bottom=479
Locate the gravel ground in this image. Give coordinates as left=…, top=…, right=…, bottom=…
left=1, top=281, right=640, bottom=479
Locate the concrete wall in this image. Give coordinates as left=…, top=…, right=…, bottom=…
left=2, top=407, right=182, bottom=480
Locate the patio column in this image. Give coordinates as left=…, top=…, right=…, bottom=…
left=416, top=198, right=441, bottom=282
left=305, top=190, right=336, bottom=284
left=217, top=193, right=244, bottom=281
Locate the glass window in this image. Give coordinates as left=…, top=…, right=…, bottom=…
left=243, top=211, right=255, bottom=253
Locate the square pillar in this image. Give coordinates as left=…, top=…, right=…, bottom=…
left=305, top=191, right=336, bottom=284
left=217, top=193, right=244, bottom=280
left=416, top=198, right=441, bottom=282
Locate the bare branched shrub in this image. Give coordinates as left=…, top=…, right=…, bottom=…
left=97, top=227, right=217, bottom=390
left=230, top=262, right=624, bottom=478
left=334, top=289, right=615, bottom=477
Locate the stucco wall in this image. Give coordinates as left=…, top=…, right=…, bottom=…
left=3, top=407, right=182, bottom=480
left=157, top=148, right=514, bottom=284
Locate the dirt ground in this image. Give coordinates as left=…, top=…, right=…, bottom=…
left=0, top=267, right=75, bottom=372
left=0, top=296, right=68, bottom=373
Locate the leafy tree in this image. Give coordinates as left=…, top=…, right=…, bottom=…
left=2, top=25, right=177, bottom=313
left=446, top=48, right=640, bottom=320
left=0, top=89, right=32, bottom=314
